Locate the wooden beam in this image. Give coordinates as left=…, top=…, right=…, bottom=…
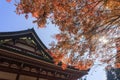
left=0, top=65, right=68, bottom=80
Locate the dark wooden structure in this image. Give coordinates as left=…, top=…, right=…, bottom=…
left=106, top=38, right=120, bottom=80
left=0, top=29, right=88, bottom=80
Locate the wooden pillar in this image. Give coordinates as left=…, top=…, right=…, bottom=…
left=36, top=68, right=42, bottom=80
left=16, top=74, right=20, bottom=80
left=36, top=77, right=39, bottom=80
left=16, top=63, right=24, bottom=80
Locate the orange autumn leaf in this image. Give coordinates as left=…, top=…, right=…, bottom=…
left=50, top=52, right=57, bottom=58
left=74, top=65, right=80, bottom=69
left=117, top=47, right=120, bottom=51
left=32, top=11, right=39, bottom=18
left=74, top=65, right=84, bottom=70
left=6, top=0, right=11, bottom=2
left=55, top=34, right=61, bottom=41
left=61, top=63, right=67, bottom=70
left=54, top=54, right=64, bottom=65
left=115, top=63, right=120, bottom=68
left=38, top=23, right=46, bottom=28
left=54, top=58, right=60, bottom=65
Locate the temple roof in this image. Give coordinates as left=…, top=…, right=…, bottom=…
left=0, top=28, right=53, bottom=62
left=0, top=28, right=88, bottom=80
left=0, top=28, right=48, bottom=50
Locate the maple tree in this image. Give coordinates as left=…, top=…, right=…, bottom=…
left=13, top=0, right=120, bottom=70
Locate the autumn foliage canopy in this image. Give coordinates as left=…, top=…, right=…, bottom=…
left=9, top=0, right=120, bottom=70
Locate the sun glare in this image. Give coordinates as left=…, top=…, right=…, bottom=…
left=99, top=36, right=109, bottom=44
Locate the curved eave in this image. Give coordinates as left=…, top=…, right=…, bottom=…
left=0, top=28, right=53, bottom=60
left=0, top=48, right=88, bottom=75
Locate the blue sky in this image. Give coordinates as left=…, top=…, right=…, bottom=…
left=0, top=0, right=107, bottom=80
left=0, top=0, right=60, bottom=48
